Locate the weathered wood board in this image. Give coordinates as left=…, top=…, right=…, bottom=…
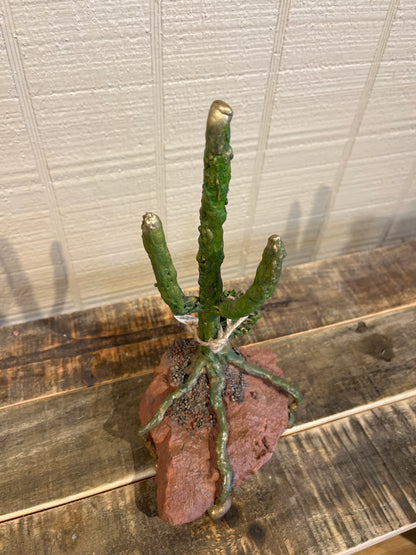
left=1, top=396, right=415, bottom=554
left=0, top=243, right=415, bottom=554
left=1, top=305, right=415, bottom=524
left=266, top=304, right=416, bottom=425
left=1, top=242, right=415, bottom=408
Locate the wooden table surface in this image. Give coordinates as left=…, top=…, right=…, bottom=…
left=1, top=242, right=415, bottom=554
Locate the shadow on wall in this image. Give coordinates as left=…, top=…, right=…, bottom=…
left=1, top=206, right=414, bottom=326
left=282, top=186, right=415, bottom=264
left=343, top=216, right=379, bottom=255
left=382, top=215, right=416, bottom=247
left=283, top=185, right=331, bottom=265
left=343, top=214, right=416, bottom=255
left=0, top=239, right=69, bottom=326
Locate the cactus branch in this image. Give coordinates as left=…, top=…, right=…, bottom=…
left=227, top=348, right=302, bottom=427
left=138, top=353, right=207, bottom=437
left=218, top=235, right=286, bottom=320
left=142, top=212, right=198, bottom=315
left=206, top=358, right=233, bottom=519
left=197, top=100, right=233, bottom=341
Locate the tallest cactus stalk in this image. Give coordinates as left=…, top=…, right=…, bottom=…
left=197, top=100, right=233, bottom=341
left=139, top=100, right=302, bottom=520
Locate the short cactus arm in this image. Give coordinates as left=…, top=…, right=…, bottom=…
left=197, top=100, right=233, bottom=340
left=142, top=212, right=198, bottom=315
left=218, top=235, right=286, bottom=320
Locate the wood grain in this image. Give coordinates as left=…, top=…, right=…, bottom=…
left=264, top=304, right=416, bottom=426
left=1, top=305, right=415, bottom=524
left=1, top=242, right=415, bottom=407
left=1, top=395, right=414, bottom=554
left=1, top=242, right=415, bottom=553
left=360, top=532, right=416, bottom=555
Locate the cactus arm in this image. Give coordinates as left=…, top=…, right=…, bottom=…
left=142, top=212, right=198, bottom=315
left=218, top=235, right=286, bottom=320
left=197, top=100, right=233, bottom=341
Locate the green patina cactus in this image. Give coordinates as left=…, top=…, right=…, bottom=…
left=139, top=100, right=301, bottom=519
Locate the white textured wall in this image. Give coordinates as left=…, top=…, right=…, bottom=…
left=0, top=0, right=415, bottom=325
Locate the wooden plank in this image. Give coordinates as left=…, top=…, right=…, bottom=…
left=265, top=304, right=416, bottom=425
left=359, top=532, right=416, bottom=555
left=1, top=306, right=415, bottom=522
left=1, top=242, right=415, bottom=407
left=1, top=395, right=415, bottom=554
left=0, top=372, right=154, bottom=522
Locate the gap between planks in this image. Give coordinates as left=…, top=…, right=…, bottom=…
left=336, top=522, right=416, bottom=555
left=0, top=469, right=156, bottom=525
left=250, top=300, right=416, bottom=349
left=2, top=389, right=416, bottom=525
left=2, top=300, right=415, bottom=413
left=0, top=367, right=155, bottom=413
left=282, top=388, right=416, bottom=438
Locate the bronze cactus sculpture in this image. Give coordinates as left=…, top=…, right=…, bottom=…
left=139, top=100, right=301, bottom=519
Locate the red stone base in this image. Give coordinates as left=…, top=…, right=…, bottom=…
left=139, top=341, right=288, bottom=525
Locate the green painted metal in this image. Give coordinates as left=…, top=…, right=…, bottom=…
left=139, top=100, right=302, bottom=520
left=138, top=353, right=206, bottom=437
left=227, top=348, right=302, bottom=427
left=206, top=357, right=233, bottom=519
left=197, top=100, right=233, bottom=341
left=219, top=234, right=286, bottom=320
left=141, top=212, right=198, bottom=315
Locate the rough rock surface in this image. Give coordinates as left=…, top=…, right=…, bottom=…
left=139, top=339, right=289, bottom=525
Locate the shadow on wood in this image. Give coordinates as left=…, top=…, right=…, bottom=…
left=103, top=377, right=158, bottom=518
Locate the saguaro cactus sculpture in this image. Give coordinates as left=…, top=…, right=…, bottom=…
left=139, top=100, right=302, bottom=519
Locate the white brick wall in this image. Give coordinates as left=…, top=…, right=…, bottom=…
left=0, top=0, right=415, bottom=325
